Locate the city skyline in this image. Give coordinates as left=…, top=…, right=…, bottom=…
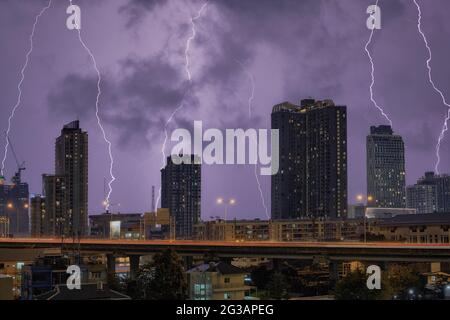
left=1, top=0, right=450, bottom=219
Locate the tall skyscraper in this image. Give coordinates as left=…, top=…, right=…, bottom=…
left=55, top=120, right=88, bottom=236
left=42, top=174, right=67, bottom=236
left=407, top=171, right=450, bottom=213
left=271, top=99, right=348, bottom=219
left=366, top=125, right=406, bottom=208
left=161, top=155, right=201, bottom=239
left=30, top=194, right=45, bottom=237
left=0, top=170, right=29, bottom=236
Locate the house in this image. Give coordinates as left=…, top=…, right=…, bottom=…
left=187, top=262, right=255, bottom=300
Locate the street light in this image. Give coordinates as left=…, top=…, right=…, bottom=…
left=216, top=198, right=236, bottom=221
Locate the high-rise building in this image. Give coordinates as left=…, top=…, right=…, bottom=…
left=0, top=170, right=29, bottom=236
left=43, top=174, right=67, bottom=236
left=406, top=184, right=437, bottom=214
left=30, top=195, right=46, bottom=237
left=55, top=120, right=88, bottom=236
left=366, top=125, right=406, bottom=208
left=271, top=99, right=347, bottom=219
left=407, top=171, right=450, bottom=213
left=161, top=155, right=201, bottom=239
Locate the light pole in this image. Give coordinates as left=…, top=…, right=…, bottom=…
left=216, top=197, right=236, bottom=221
left=216, top=198, right=236, bottom=241
left=355, top=194, right=374, bottom=243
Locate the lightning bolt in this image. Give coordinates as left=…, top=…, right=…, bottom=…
left=413, top=0, right=450, bottom=174
left=70, top=0, right=115, bottom=210
left=364, top=0, right=393, bottom=127
left=155, top=0, right=209, bottom=212
left=185, top=0, right=209, bottom=81
left=155, top=101, right=185, bottom=213
left=1, top=0, right=53, bottom=178
left=236, top=59, right=269, bottom=219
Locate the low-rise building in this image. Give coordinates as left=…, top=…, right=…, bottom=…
left=89, top=212, right=143, bottom=239
left=372, top=213, right=450, bottom=243
left=194, top=218, right=365, bottom=242
left=187, top=262, right=254, bottom=300
left=142, top=208, right=173, bottom=239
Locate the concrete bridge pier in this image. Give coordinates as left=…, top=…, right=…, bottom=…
left=106, top=254, right=116, bottom=278
left=329, top=261, right=339, bottom=286
left=129, top=255, right=141, bottom=280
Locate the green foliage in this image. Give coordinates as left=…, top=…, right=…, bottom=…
left=265, top=272, right=290, bottom=300
left=384, top=264, right=423, bottom=299
left=133, top=249, right=188, bottom=300
left=334, top=268, right=380, bottom=300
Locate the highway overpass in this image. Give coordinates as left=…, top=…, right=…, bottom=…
left=1, top=238, right=450, bottom=263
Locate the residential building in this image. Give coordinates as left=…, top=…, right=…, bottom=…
left=161, top=155, right=201, bottom=239
left=187, top=262, right=254, bottom=300
left=366, top=125, right=406, bottom=208
left=271, top=99, right=347, bottom=219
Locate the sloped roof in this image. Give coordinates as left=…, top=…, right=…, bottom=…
left=187, top=262, right=244, bottom=275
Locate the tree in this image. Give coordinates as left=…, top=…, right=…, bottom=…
left=384, top=264, right=423, bottom=299
left=265, top=272, right=290, bottom=300
left=134, top=249, right=188, bottom=300
left=334, top=269, right=380, bottom=300
left=251, top=265, right=272, bottom=290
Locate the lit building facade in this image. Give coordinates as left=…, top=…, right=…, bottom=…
left=161, top=155, right=201, bottom=239
left=0, top=171, right=29, bottom=236
left=55, top=120, right=88, bottom=236
left=408, top=172, right=450, bottom=213
left=406, top=184, right=438, bottom=214
left=366, top=125, right=406, bottom=208
left=271, top=99, right=347, bottom=219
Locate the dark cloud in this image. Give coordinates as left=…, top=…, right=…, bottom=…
left=46, top=54, right=191, bottom=150
left=118, top=0, right=168, bottom=28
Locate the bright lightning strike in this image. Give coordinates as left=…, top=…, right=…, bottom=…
left=236, top=59, right=269, bottom=220
left=185, top=1, right=209, bottom=81
left=364, top=0, right=393, bottom=127
left=1, top=0, right=53, bottom=177
left=70, top=0, right=115, bottom=211
left=235, top=60, right=255, bottom=118
left=155, top=101, right=186, bottom=213
left=156, top=1, right=209, bottom=212
left=413, top=0, right=450, bottom=174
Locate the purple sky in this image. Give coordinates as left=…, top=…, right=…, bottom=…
left=1, top=0, right=450, bottom=220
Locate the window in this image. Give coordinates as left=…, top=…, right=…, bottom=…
left=224, top=292, right=232, bottom=299
left=224, top=277, right=230, bottom=284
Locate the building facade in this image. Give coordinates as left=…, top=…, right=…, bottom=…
left=407, top=172, right=450, bottom=214
left=366, top=125, right=406, bottom=208
left=271, top=99, right=347, bottom=220
left=30, top=195, right=45, bottom=237
left=161, top=155, right=201, bottom=239
left=194, top=218, right=364, bottom=242
left=372, top=213, right=450, bottom=244
left=406, top=184, right=438, bottom=214
left=55, top=120, right=88, bottom=236
left=89, top=213, right=143, bottom=239
left=187, top=262, right=254, bottom=300
left=0, top=170, right=29, bottom=236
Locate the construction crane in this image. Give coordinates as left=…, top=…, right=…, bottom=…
left=6, top=135, right=26, bottom=183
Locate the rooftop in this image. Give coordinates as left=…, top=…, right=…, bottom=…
left=187, top=262, right=245, bottom=275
